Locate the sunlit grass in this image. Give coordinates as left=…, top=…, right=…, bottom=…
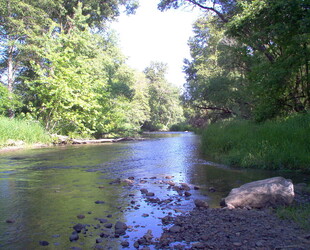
left=0, top=116, right=52, bottom=147
left=201, top=113, right=310, bottom=172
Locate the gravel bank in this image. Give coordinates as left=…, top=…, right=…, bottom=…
left=156, top=207, right=309, bottom=249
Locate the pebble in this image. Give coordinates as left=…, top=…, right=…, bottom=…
left=76, top=214, right=85, bottom=219
left=140, top=188, right=148, bottom=194
left=5, top=219, right=15, bottom=223
left=194, top=199, right=209, bottom=208
left=69, top=232, right=79, bottom=242
left=73, top=223, right=84, bottom=233
left=39, top=241, right=49, bottom=246
left=104, top=223, right=113, bottom=228
left=94, top=200, right=105, bottom=204
left=121, top=241, right=130, bottom=247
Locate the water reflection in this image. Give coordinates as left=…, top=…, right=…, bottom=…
left=0, top=132, right=308, bottom=249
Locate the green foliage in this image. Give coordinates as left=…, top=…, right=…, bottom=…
left=169, top=122, right=193, bottom=132
left=0, top=116, right=51, bottom=147
left=167, top=0, right=309, bottom=126
left=276, top=203, right=310, bottom=230
left=0, top=0, right=185, bottom=138
left=183, top=16, right=252, bottom=125
left=201, top=113, right=310, bottom=172
left=143, top=62, right=185, bottom=131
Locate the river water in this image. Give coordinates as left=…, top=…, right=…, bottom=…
left=0, top=132, right=308, bottom=249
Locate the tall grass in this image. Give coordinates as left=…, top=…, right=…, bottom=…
left=201, top=113, right=310, bottom=172
left=0, top=116, right=52, bottom=147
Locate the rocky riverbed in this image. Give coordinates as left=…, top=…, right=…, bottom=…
left=8, top=175, right=309, bottom=249
left=156, top=206, right=310, bottom=249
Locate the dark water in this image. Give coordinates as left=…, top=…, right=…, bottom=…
left=0, top=132, right=308, bottom=249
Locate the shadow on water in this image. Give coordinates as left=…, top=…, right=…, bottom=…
left=0, top=132, right=309, bottom=249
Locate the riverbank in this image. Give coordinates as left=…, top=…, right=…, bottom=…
left=0, top=116, right=52, bottom=149
left=201, top=113, right=310, bottom=173
left=156, top=205, right=310, bottom=249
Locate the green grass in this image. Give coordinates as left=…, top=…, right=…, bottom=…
left=201, top=113, right=310, bottom=172
left=276, top=204, right=310, bottom=230
left=0, top=116, right=52, bottom=147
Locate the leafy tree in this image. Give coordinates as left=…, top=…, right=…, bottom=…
left=183, top=16, right=252, bottom=125
left=162, top=0, right=309, bottom=124
left=227, top=0, right=310, bottom=121
left=143, top=62, right=184, bottom=130
left=0, top=0, right=53, bottom=116
left=23, top=4, right=126, bottom=135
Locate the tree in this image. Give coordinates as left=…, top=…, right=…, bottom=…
left=182, top=16, right=252, bottom=125
left=161, top=0, right=310, bottom=123
left=143, top=62, right=184, bottom=130
left=0, top=0, right=53, bottom=116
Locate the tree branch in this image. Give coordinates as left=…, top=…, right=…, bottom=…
left=186, top=0, right=229, bottom=23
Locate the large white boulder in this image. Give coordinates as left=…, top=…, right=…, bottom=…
left=223, top=177, right=294, bottom=209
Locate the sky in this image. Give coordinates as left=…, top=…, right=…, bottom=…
left=111, top=1, right=202, bottom=87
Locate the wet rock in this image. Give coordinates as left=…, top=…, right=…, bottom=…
left=134, top=241, right=140, bottom=248
left=115, top=221, right=127, bottom=236
left=128, top=176, right=135, bottom=180
left=194, top=199, right=209, bottom=209
left=115, top=229, right=126, bottom=236
left=109, top=178, right=121, bottom=184
left=69, top=232, right=79, bottom=242
left=123, top=179, right=134, bottom=185
left=140, top=188, right=148, bottom=194
left=98, top=218, right=108, bottom=223
left=95, top=200, right=105, bottom=204
left=150, top=176, right=157, bottom=179
left=76, top=214, right=85, bottom=219
left=121, top=241, right=130, bottom=247
left=73, top=223, right=85, bottom=233
left=165, top=176, right=174, bottom=179
left=180, top=183, right=191, bottom=191
left=165, top=180, right=175, bottom=186
left=5, top=219, right=15, bottom=223
left=140, top=180, right=147, bottom=184
left=146, top=192, right=155, bottom=196
left=104, top=223, right=113, bottom=228
left=144, top=230, right=153, bottom=242
left=224, top=177, right=294, bottom=209
left=184, top=191, right=192, bottom=197
left=99, top=232, right=109, bottom=238
left=194, top=186, right=200, bottom=190
left=39, top=241, right=49, bottom=246
left=98, top=186, right=105, bottom=189
left=146, top=197, right=161, bottom=204
left=142, top=213, right=149, bottom=217
left=208, top=187, right=216, bottom=192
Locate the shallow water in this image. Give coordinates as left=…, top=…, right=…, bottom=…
left=0, top=132, right=308, bottom=249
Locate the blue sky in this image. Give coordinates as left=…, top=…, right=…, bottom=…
left=111, top=1, right=202, bottom=87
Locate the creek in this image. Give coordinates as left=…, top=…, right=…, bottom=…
left=0, top=132, right=308, bottom=249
